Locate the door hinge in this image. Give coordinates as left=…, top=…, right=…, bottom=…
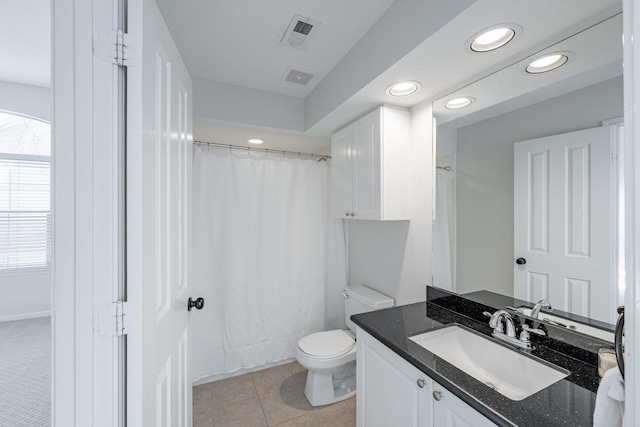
left=114, top=29, right=127, bottom=66
left=97, top=29, right=133, bottom=66
left=99, top=300, right=129, bottom=336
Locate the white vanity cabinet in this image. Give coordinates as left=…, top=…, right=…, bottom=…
left=331, top=106, right=411, bottom=220
left=431, top=383, right=497, bottom=427
left=357, top=329, right=497, bottom=427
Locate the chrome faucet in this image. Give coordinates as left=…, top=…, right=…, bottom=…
left=530, top=300, right=552, bottom=319
left=488, top=310, right=517, bottom=338
left=484, top=309, right=546, bottom=350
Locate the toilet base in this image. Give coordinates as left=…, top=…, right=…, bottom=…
left=303, top=362, right=357, bottom=406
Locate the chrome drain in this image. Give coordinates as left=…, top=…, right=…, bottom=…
left=485, top=382, right=498, bottom=391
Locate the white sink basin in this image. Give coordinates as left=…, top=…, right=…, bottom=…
left=409, top=325, right=569, bottom=401
left=515, top=307, right=614, bottom=342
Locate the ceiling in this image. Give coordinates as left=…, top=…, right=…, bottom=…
left=304, top=0, right=623, bottom=135
left=0, top=0, right=50, bottom=88
left=155, top=0, right=397, bottom=98
left=1, top=0, right=624, bottom=142
left=433, top=13, right=623, bottom=128
left=156, top=0, right=622, bottom=137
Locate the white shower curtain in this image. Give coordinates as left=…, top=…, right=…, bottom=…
left=192, top=148, right=347, bottom=382
left=433, top=170, right=453, bottom=291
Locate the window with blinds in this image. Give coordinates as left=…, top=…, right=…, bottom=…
left=0, top=112, right=51, bottom=271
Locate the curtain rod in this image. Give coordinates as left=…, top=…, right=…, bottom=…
left=194, top=140, right=331, bottom=161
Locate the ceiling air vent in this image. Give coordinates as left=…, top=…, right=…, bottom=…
left=280, top=14, right=321, bottom=49
left=281, top=66, right=318, bottom=86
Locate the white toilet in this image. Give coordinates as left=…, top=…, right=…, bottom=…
left=296, top=284, right=394, bottom=406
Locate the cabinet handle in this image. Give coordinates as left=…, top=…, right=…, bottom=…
left=416, top=379, right=425, bottom=388
left=351, top=212, right=356, bottom=217
left=432, top=391, right=442, bottom=401
left=346, top=212, right=350, bottom=217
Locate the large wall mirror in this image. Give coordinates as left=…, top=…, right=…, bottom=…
left=432, top=8, right=623, bottom=338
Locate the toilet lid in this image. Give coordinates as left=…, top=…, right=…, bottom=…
left=298, top=330, right=355, bottom=358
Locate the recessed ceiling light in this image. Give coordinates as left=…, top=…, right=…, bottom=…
left=470, top=26, right=517, bottom=52
left=386, top=81, right=421, bottom=97
left=526, top=53, right=569, bottom=74
left=445, top=97, right=475, bottom=110
left=248, top=138, right=264, bottom=144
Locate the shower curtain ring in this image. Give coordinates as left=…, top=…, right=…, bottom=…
left=228, top=144, right=232, bottom=153
left=265, top=148, right=269, bottom=157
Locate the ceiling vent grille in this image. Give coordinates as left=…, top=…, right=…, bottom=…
left=281, top=66, right=318, bottom=86
left=280, top=14, right=321, bottom=49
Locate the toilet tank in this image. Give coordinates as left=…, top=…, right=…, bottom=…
left=344, top=284, right=394, bottom=332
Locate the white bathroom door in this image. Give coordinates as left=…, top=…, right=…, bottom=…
left=514, top=126, right=612, bottom=322
left=127, top=0, right=194, bottom=425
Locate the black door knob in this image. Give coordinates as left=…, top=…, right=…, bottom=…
left=188, top=297, right=205, bottom=311
left=515, top=258, right=527, bottom=265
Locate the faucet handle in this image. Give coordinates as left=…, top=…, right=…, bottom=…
left=539, top=300, right=552, bottom=312
left=519, top=324, right=546, bottom=348
left=522, top=324, right=545, bottom=336
left=483, top=311, right=503, bottom=332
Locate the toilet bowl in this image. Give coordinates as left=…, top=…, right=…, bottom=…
left=296, top=284, right=394, bottom=406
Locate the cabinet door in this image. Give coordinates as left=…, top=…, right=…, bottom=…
left=432, top=381, right=496, bottom=427
left=357, top=330, right=432, bottom=427
left=351, top=111, right=381, bottom=220
left=331, top=126, right=353, bottom=218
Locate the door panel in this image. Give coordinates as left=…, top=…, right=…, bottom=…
left=127, top=0, right=193, bottom=425
left=331, top=127, right=352, bottom=218
left=528, top=149, right=549, bottom=253
left=432, top=382, right=496, bottom=427
left=514, top=126, right=611, bottom=322
left=357, top=330, right=430, bottom=427
left=352, top=112, right=381, bottom=219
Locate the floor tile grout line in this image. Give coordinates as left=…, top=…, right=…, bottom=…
left=270, top=413, right=309, bottom=427
left=252, top=376, right=271, bottom=426
left=257, top=396, right=270, bottom=426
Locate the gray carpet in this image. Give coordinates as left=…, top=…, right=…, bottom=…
left=0, top=317, right=51, bottom=426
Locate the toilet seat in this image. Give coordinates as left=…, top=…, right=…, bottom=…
left=298, top=330, right=355, bottom=359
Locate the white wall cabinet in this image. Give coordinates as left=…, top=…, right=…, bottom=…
left=357, top=329, right=496, bottom=427
left=331, top=106, right=411, bottom=220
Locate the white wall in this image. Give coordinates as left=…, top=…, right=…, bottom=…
left=193, top=78, right=306, bottom=132
left=304, top=0, right=474, bottom=131
left=347, top=101, right=433, bottom=305
left=0, top=271, right=51, bottom=321
left=194, top=118, right=331, bottom=154
left=0, top=80, right=51, bottom=321
left=435, top=126, right=456, bottom=156
left=0, top=80, right=50, bottom=121
left=455, top=76, right=623, bottom=296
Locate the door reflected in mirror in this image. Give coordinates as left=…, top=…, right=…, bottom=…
left=432, top=12, right=624, bottom=335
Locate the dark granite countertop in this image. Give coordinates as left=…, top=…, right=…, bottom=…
left=351, top=301, right=601, bottom=427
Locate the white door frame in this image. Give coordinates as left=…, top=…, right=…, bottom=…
left=52, top=0, right=124, bottom=425
left=622, top=1, right=640, bottom=425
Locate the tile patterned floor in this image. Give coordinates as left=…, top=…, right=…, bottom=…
left=193, top=362, right=356, bottom=427
left=0, top=317, right=51, bottom=427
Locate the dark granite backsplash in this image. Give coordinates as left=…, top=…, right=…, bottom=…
left=426, top=286, right=615, bottom=368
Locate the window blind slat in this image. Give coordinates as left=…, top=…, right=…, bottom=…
left=0, top=155, right=51, bottom=270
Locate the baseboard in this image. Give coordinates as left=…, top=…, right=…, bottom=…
left=0, top=311, right=51, bottom=323
left=192, top=357, right=297, bottom=386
